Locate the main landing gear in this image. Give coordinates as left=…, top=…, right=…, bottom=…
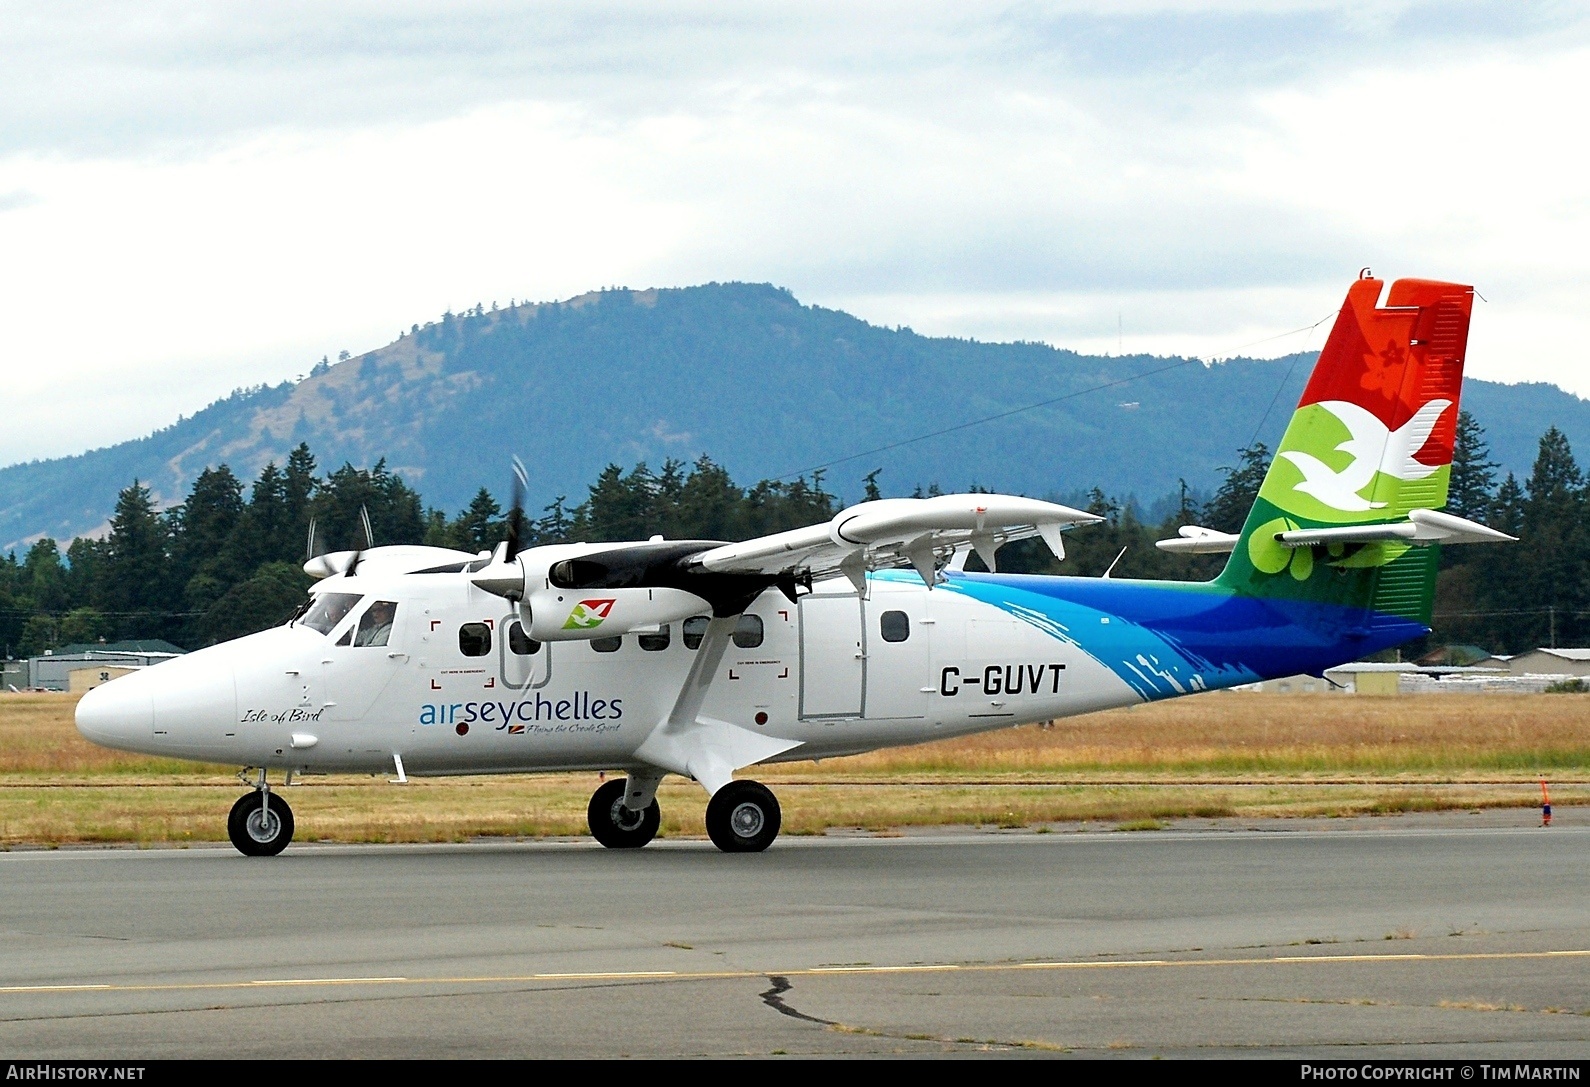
left=705, top=780, right=781, bottom=853
left=585, top=776, right=782, bottom=853
left=228, top=770, right=294, bottom=857
left=587, top=778, right=660, bottom=849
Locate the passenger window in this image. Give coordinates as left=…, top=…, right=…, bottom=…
left=299, top=592, right=363, bottom=635
left=638, top=624, right=671, bottom=652
left=354, top=601, right=398, bottom=647
left=879, top=610, right=909, bottom=643
left=733, top=614, right=763, bottom=649
left=683, top=616, right=709, bottom=650
left=507, top=621, right=540, bottom=656
left=459, top=623, right=491, bottom=657
left=591, top=636, right=622, bottom=653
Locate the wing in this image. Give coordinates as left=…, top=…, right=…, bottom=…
left=694, top=493, right=1100, bottom=588
left=470, top=493, right=1101, bottom=637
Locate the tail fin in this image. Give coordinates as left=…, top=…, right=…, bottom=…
left=1217, top=274, right=1475, bottom=625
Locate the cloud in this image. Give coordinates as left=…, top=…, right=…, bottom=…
left=0, top=2, right=1586, bottom=467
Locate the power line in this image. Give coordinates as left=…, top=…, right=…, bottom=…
left=773, top=312, right=1338, bottom=484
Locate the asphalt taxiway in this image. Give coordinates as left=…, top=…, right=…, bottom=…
left=1, top=812, right=1586, bottom=1058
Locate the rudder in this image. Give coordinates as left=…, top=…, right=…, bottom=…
left=1217, top=274, right=1476, bottom=625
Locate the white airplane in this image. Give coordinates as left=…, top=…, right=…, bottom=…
left=75, top=274, right=1511, bottom=855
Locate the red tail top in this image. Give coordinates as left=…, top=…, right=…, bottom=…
left=1299, top=275, right=1474, bottom=472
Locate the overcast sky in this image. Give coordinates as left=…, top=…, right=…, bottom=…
left=1, top=1, right=1585, bottom=467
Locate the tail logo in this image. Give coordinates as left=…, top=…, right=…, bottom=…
left=1275, top=398, right=1451, bottom=514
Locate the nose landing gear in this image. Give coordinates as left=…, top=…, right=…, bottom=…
left=228, top=770, right=295, bottom=856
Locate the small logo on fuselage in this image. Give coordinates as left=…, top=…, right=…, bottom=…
left=563, top=598, right=616, bottom=630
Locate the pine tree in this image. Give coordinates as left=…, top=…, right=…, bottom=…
left=1521, top=428, right=1587, bottom=648
left=283, top=444, right=318, bottom=558
left=862, top=469, right=883, bottom=502
left=1203, top=443, right=1270, bottom=533
left=1447, top=410, right=1497, bottom=520
left=21, top=540, right=68, bottom=613
left=453, top=488, right=504, bottom=552
left=169, top=466, right=245, bottom=587
left=575, top=463, right=658, bottom=542
left=235, top=461, right=290, bottom=570
left=675, top=457, right=743, bottom=541
left=100, top=481, right=171, bottom=639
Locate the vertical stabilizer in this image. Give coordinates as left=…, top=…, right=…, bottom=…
left=1217, top=274, right=1475, bottom=625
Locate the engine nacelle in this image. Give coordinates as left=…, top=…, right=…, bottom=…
left=518, top=585, right=710, bottom=642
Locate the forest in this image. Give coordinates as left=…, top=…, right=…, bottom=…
left=0, top=410, right=1580, bottom=658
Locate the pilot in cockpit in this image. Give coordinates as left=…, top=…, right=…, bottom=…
left=353, top=600, right=398, bottom=647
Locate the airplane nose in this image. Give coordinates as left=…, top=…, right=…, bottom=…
left=76, top=674, right=154, bottom=752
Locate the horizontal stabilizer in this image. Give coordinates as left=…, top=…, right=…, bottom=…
left=1276, top=509, right=1516, bottom=549
left=1154, top=525, right=1241, bottom=555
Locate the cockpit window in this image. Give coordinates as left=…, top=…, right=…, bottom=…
left=299, top=593, right=363, bottom=636
left=353, top=601, right=398, bottom=647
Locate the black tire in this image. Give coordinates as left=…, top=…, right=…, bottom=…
left=587, top=778, right=660, bottom=849
left=704, top=780, right=781, bottom=853
left=227, top=792, right=294, bottom=857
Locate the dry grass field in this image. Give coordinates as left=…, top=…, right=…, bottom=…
left=1, top=691, right=1584, bottom=846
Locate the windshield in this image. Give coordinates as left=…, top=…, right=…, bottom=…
left=298, top=592, right=363, bottom=636
left=352, top=601, right=398, bottom=647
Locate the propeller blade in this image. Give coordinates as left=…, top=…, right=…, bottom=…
left=339, top=505, right=375, bottom=577
left=505, top=455, right=529, bottom=560
left=305, top=517, right=320, bottom=562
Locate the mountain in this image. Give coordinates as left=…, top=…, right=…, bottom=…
left=4, top=283, right=1588, bottom=550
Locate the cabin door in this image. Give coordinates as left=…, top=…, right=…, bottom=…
left=799, top=592, right=865, bottom=719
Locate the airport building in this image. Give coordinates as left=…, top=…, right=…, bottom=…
left=1235, top=645, right=1590, bottom=695
left=23, top=640, right=185, bottom=692
left=1504, top=647, right=1590, bottom=678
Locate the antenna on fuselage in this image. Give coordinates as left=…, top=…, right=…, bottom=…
left=1101, top=546, right=1127, bottom=579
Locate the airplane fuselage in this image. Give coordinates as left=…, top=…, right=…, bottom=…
left=77, top=563, right=1419, bottom=777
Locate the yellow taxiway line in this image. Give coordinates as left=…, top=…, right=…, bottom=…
left=1, top=948, right=1586, bottom=997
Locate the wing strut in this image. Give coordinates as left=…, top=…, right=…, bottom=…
left=632, top=617, right=802, bottom=795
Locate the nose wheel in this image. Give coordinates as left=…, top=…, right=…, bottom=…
left=705, top=780, right=781, bottom=853
left=228, top=789, right=294, bottom=857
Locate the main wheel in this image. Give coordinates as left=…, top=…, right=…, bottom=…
left=705, top=780, right=781, bottom=853
left=227, top=792, right=294, bottom=857
left=587, top=778, right=660, bottom=849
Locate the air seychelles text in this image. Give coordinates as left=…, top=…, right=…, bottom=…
left=419, top=691, right=623, bottom=728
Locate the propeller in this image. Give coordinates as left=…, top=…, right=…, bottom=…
left=505, top=455, right=528, bottom=561
left=346, top=504, right=374, bottom=576
left=305, top=517, right=319, bottom=563
left=473, top=457, right=530, bottom=600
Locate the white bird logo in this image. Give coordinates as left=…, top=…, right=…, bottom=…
left=1278, top=399, right=1451, bottom=513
